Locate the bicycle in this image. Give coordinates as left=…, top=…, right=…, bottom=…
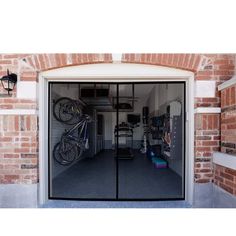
left=53, top=97, right=82, bottom=125
left=52, top=97, right=92, bottom=165
left=53, top=114, right=92, bottom=165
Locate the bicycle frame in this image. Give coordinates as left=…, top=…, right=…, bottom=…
left=61, top=116, right=89, bottom=149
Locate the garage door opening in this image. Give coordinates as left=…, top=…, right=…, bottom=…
left=48, top=81, right=185, bottom=200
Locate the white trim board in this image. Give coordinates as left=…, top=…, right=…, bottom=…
left=17, top=81, right=38, bottom=99
left=195, top=81, right=216, bottom=98
left=38, top=63, right=195, bottom=206
left=218, top=75, right=236, bottom=91
left=194, top=107, right=221, bottom=114
left=40, top=63, right=194, bottom=79
left=213, top=152, right=236, bottom=170
left=0, top=109, right=38, bottom=115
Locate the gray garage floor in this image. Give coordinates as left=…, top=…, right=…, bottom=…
left=51, top=150, right=183, bottom=199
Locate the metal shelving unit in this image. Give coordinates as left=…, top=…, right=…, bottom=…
left=114, top=123, right=134, bottom=159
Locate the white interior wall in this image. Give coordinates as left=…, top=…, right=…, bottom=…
left=147, top=84, right=171, bottom=115
left=167, top=84, right=184, bottom=102
left=157, top=83, right=184, bottom=115
left=96, top=111, right=116, bottom=148
left=146, top=84, right=159, bottom=115
left=102, top=112, right=113, bottom=140
left=146, top=86, right=154, bottom=113
left=129, top=98, right=147, bottom=142
left=158, top=84, right=168, bottom=109
left=52, top=83, right=79, bottom=100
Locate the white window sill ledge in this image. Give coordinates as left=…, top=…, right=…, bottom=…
left=218, top=75, right=236, bottom=91
left=213, top=152, right=236, bottom=170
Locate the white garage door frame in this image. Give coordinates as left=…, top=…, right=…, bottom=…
left=38, top=63, right=195, bottom=205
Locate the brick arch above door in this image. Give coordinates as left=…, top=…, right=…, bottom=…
left=19, top=53, right=235, bottom=83
left=22, top=53, right=201, bottom=73
left=121, top=54, right=202, bottom=72
left=18, top=53, right=202, bottom=84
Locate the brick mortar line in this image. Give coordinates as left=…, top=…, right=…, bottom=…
left=0, top=109, right=38, bottom=115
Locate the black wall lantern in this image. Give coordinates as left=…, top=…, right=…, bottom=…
left=0, top=69, right=17, bottom=95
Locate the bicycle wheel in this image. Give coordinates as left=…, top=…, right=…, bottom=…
left=75, top=144, right=84, bottom=160
left=53, top=97, right=81, bottom=124
left=53, top=142, right=73, bottom=166
left=60, top=140, right=77, bottom=162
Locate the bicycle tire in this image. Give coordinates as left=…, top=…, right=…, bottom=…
left=53, top=97, right=81, bottom=125
left=60, top=140, right=77, bottom=162
left=53, top=142, right=72, bottom=165
left=75, top=144, right=84, bottom=160
left=53, top=141, right=77, bottom=165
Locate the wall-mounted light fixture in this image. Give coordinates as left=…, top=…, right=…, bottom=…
left=0, top=69, right=17, bottom=95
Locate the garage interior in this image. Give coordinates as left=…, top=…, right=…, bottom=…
left=49, top=82, right=185, bottom=200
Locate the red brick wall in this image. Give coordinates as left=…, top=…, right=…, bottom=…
left=0, top=53, right=235, bottom=185
left=221, top=84, right=236, bottom=154
left=212, top=80, right=236, bottom=195
left=194, top=114, right=220, bottom=182
left=0, top=115, right=38, bottom=183
left=214, top=164, right=236, bottom=195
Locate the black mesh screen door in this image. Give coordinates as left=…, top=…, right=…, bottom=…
left=48, top=82, right=185, bottom=200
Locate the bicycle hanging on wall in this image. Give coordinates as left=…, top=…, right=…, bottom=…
left=52, top=97, right=92, bottom=166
